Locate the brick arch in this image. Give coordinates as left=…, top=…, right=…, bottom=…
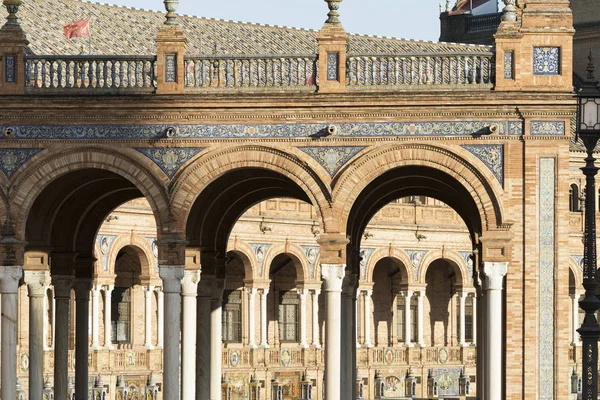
left=8, top=146, right=170, bottom=240
left=227, top=238, right=258, bottom=281
left=106, top=233, right=156, bottom=278
left=364, top=247, right=414, bottom=283
left=262, top=242, right=310, bottom=282
left=334, top=143, right=504, bottom=233
left=170, top=145, right=333, bottom=235
left=418, top=249, right=470, bottom=287
left=569, top=258, right=583, bottom=289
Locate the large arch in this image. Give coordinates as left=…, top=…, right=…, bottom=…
left=225, top=240, right=256, bottom=281
left=364, top=247, right=414, bottom=283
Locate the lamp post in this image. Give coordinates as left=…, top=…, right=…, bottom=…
left=577, top=49, right=600, bottom=400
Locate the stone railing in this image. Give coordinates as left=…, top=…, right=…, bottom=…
left=467, top=12, right=502, bottom=33
left=347, top=53, right=494, bottom=89
left=24, top=55, right=157, bottom=93
left=358, top=345, right=476, bottom=367
left=184, top=55, right=317, bottom=92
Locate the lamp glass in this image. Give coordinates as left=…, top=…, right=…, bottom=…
left=581, top=97, right=600, bottom=131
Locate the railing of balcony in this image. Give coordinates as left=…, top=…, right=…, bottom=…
left=184, top=55, right=318, bottom=92
left=24, top=55, right=157, bottom=94
left=346, top=53, right=495, bottom=89
left=467, top=12, right=502, bottom=33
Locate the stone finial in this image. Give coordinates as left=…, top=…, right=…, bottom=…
left=587, top=47, right=596, bottom=81
left=325, top=0, right=343, bottom=24
left=163, top=0, right=179, bottom=25
left=501, top=0, right=517, bottom=22
left=446, top=0, right=451, bottom=12
left=2, top=0, right=22, bottom=27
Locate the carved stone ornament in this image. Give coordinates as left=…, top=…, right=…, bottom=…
left=181, top=270, right=201, bottom=295
left=0, top=265, right=23, bottom=293
left=163, top=0, right=179, bottom=25
left=321, top=263, right=345, bottom=292
left=482, top=262, right=508, bottom=291
left=325, top=0, right=343, bottom=24
left=501, top=0, right=517, bottom=22
left=158, top=265, right=185, bottom=293
left=2, top=0, right=22, bottom=27
left=23, top=270, right=50, bottom=297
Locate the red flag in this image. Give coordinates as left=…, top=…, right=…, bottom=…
left=449, top=0, right=489, bottom=15
left=64, top=18, right=90, bottom=39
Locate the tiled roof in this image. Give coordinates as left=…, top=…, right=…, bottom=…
left=12, top=0, right=493, bottom=56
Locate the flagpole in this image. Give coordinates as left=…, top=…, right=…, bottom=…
left=89, top=17, right=92, bottom=54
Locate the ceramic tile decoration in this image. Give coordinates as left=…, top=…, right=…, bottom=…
left=504, top=51, right=513, bottom=79
left=250, top=243, right=272, bottom=277
left=405, top=250, right=428, bottom=281
left=0, top=148, right=44, bottom=179
left=300, top=245, right=320, bottom=278
left=359, top=248, right=376, bottom=279
left=458, top=251, right=474, bottom=279
left=136, top=148, right=205, bottom=178
left=461, top=145, right=504, bottom=186
left=5, top=55, right=15, bottom=83
left=299, top=146, right=365, bottom=177
left=165, top=54, right=177, bottom=82
left=533, top=47, right=560, bottom=75
left=530, top=121, right=565, bottom=136
left=97, top=235, right=117, bottom=272
left=327, top=53, right=338, bottom=81
left=508, top=121, right=524, bottom=135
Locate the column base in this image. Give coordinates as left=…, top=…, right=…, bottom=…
left=261, top=344, right=270, bottom=349
left=248, top=343, right=258, bottom=349
left=300, top=343, right=309, bottom=349
left=145, top=344, right=155, bottom=350
left=104, top=345, right=114, bottom=350
left=312, top=344, right=322, bottom=349
left=405, top=343, right=415, bottom=348
left=418, top=342, right=426, bottom=347
left=365, top=343, right=373, bottom=348
left=90, top=345, right=102, bottom=350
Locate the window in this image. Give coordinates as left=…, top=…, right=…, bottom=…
left=279, top=291, right=299, bottom=342
left=111, top=287, right=131, bottom=344
left=465, top=296, right=474, bottom=342
left=222, top=290, right=242, bottom=343
left=410, top=296, right=418, bottom=343
left=397, top=296, right=405, bottom=342
left=570, top=184, right=580, bottom=212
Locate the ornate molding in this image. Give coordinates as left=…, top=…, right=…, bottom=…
left=321, top=263, right=345, bottom=292
left=0, top=148, right=43, bottom=179
left=181, top=270, right=201, bottom=296
left=530, top=121, right=565, bottom=136
left=158, top=265, right=185, bottom=293
left=461, top=144, right=504, bottom=186
left=299, top=146, right=364, bottom=177
left=23, top=270, right=50, bottom=297
left=482, top=261, right=507, bottom=291
left=137, top=147, right=205, bottom=178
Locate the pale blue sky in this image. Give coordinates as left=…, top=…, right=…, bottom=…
left=112, top=0, right=454, bottom=42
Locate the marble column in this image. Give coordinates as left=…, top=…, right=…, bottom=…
left=417, top=290, right=425, bottom=346
left=103, top=285, right=114, bottom=349
left=472, top=294, right=477, bottom=345
left=52, top=275, right=73, bottom=400
left=404, top=290, right=413, bottom=346
left=143, top=285, right=155, bottom=349
left=260, top=288, right=270, bottom=348
left=299, top=288, right=308, bottom=348
left=321, top=264, right=345, bottom=400
left=159, top=265, right=185, bottom=400
left=196, top=280, right=213, bottom=400
left=157, top=288, right=164, bottom=348
left=459, top=291, right=467, bottom=346
left=355, top=292, right=360, bottom=348
left=90, top=285, right=101, bottom=349
left=364, top=289, right=373, bottom=347
left=571, top=293, right=581, bottom=346
left=51, top=290, right=56, bottom=349
left=341, top=274, right=356, bottom=400
left=210, top=280, right=225, bottom=400
left=24, top=271, right=50, bottom=400
left=1, top=266, right=23, bottom=400
left=73, top=279, right=92, bottom=400
left=181, top=271, right=200, bottom=400
left=43, top=289, right=49, bottom=351
left=247, top=287, right=257, bottom=348
left=312, top=289, right=321, bottom=348
left=482, top=262, right=507, bottom=400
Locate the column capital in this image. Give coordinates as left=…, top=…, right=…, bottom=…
left=482, top=262, right=508, bottom=291
left=262, top=287, right=270, bottom=296
left=181, top=270, right=200, bottom=296
left=51, top=275, right=74, bottom=299
left=159, top=264, right=185, bottom=293
left=103, top=284, right=114, bottom=292
left=321, top=263, right=345, bottom=292
left=342, top=272, right=357, bottom=296
left=0, top=265, right=23, bottom=293
left=313, top=288, right=321, bottom=296
left=212, top=278, right=225, bottom=300
left=459, top=291, right=469, bottom=300
left=143, top=285, right=155, bottom=294
left=73, top=279, right=93, bottom=300
left=23, top=270, right=50, bottom=297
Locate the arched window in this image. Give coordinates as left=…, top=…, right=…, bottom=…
left=397, top=296, right=405, bottom=342
left=222, top=290, right=242, bottom=343
left=411, top=296, right=418, bottom=343
left=570, top=184, right=580, bottom=212
left=465, top=296, right=474, bottom=342
left=112, top=287, right=131, bottom=344
left=279, top=291, right=299, bottom=342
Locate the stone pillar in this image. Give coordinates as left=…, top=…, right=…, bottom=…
left=210, top=280, right=225, bottom=400
left=571, top=293, right=581, bottom=346
left=159, top=265, right=185, bottom=400
left=24, top=270, right=50, bottom=400
left=459, top=291, right=467, bottom=346
left=0, top=266, right=23, bottom=400
left=181, top=270, right=200, bottom=400
left=321, top=264, right=345, bottom=400
left=73, top=279, right=92, bottom=400
left=103, top=285, right=114, bottom=349
left=260, top=288, right=270, bottom=348
left=417, top=290, right=425, bottom=346
left=312, top=289, right=321, bottom=348
left=52, top=275, right=73, bottom=400
left=299, top=288, right=308, bottom=348
left=196, top=280, right=213, bottom=400
left=471, top=293, right=477, bottom=345
left=157, top=288, right=164, bottom=348
left=482, top=262, right=508, bottom=400
left=341, top=273, right=357, bottom=400
left=143, top=285, right=155, bottom=349
left=247, top=287, right=257, bottom=348
left=51, top=290, right=56, bottom=349
left=364, top=289, right=373, bottom=347
left=404, top=290, right=413, bottom=346
left=90, top=285, right=101, bottom=349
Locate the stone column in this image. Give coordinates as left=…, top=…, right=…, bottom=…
left=404, top=290, right=413, bottom=346
left=417, top=290, right=425, bottom=346
left=341, top=274, right=357, bottom=400
left=260, top=288, right=270, bottom=348
left=364, top=289, right=373, bottom=347
left=482, top=262, right=508, bottom=400
left=459, top=291, right=467, bottom=346
left=52, top=275, right=73, bottom=400
left=90, top=285, right=101, bottom=349
left=159, top=265, right=185, bottom=400
left=355, top=292, right=360, bottom=348
left=143, top=285, right=155, bottom=349
left=247, top=287, right=257, bottom=348
left=571, top=293, right=581, bottom=346
left=43, top=289, right=49, bottom=351
left=196, top=280, right=213, bottom=400
left=51, top=290, right=56, bottom=349
left=321, top=264, right=345, bottom=400
left=471, top=294, right=477, bottom=345
left=312, top=289, right=321, bottom=348
left=157, top=288, right=164, bottom=348
left=210, top=280, right=225, bottom=400
left=181, top=271, right=200, bottom=400
left=24, top=270, right=50, bottom=400
left=299, top=288, right=308, bottom=348
left=103, top=285, right=114, bottom=349
left=73, top=279, right=92, bottom=400
left=1, top=266, right=23, bottom=400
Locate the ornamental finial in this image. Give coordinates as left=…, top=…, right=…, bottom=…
left=163, top=0, right=179, bottom=25
left=2, top=0, right=22, bottom=27
left=325, top=0, right=343, bottom=24
left=587, top=47, right=596, bottom=81
left=501, top=0, right=517, bottom=22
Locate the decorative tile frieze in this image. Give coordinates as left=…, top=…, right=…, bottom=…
left=165, top=54, right=177, bottom=83
left=300, top=245, right=320, bottom=279
left=0, top=148, right=43, bottom=179
left=458, top=251, right=474, bottom=279
left=250, top=243, right=272, bottom=277
left=327, top=53, right=339, bottom=81
left=539, top=158, right=555, bottom=400
left=508, top=121, right=524, bottom=136
left=5, top=55, right=15, bottom=83
left=147, top=237, right=159, bottom=273
left=136, top=148, right=205, bottom=178
left=530, top=121, right=565, bottom=136
left=430, top=368, right=462, bottom=396
left=572, top=255, right=584, bottom=272
left=299, top=146, right=365, bottom=177
left=97, top=235, right=117, bottom=272
left=503, top=51, right=514, bottom=79
left=461, top=144, right=503, bottom=186
left=533, top=47, right=560, bottom=75
left=405, top=250, right=428, bottom=281
left=359, top=248, right=376, bottom=280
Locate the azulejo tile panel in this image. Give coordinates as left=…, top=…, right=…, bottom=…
left=136, top=148, right=205, bottom=178
left=327, top=53, right=339, bottom=81
left=539, top=158, right=555, bottom=400
left=460, top=144, right=503, bottom=186
left=405, top=250, right=428, bottom=281
left=508, top=121, right=524, bottom=135
left=165, top=54, right=177, bottom=83
left=299, top=146, right=365, bottom=177
left=458, top=251, right=474, bottom=279
left=572, top=255, right=584, bottom=272
left=300, top=245, right=320, bottom=278
left=533, top=47, right=560, bottom=76
left=503, top=51, right=514, bottom=80
left=97, top=235, right=117, bottom=272
left=146, top=237, right=159, bottom=273
left=0, top=148, right=44, bottom=179
left=5, top=55, right=15, bottom=83
left=530, top=121, right=565, bottom=136
left=359, top=248, right=376, bottom=280
left=250, top=243, right=272, bottom=277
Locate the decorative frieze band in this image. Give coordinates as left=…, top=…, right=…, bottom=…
left=530, top=121, right=565, bottom=136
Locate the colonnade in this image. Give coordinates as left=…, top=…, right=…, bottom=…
left=0, top=261, right=508, bottom=400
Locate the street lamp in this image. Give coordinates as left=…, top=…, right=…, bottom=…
left=576, top=49, right=600, bottom=400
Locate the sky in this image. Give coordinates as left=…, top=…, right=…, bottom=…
left=108, top=0, right=459, bottom=42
